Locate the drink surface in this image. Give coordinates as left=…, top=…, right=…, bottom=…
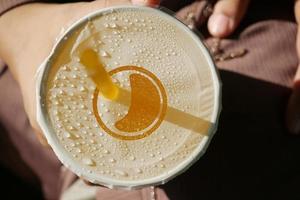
left=44, top=7, right=218, bottom=185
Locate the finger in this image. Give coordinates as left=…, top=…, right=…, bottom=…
left=82, top=178, right=97, bottom=186
left=131, top=0, right=160, bottom=6
left=35, top=131, right=49, bottom=147
left=208, top=0, right=250, bottom=38
left=31, top=122, right=49, bottom=147
left=286, top=1, right=300, bottom=134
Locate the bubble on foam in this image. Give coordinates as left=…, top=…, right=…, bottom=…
left=109, top=23, right=118, bottom=29
left=63, top=132, right=72, bottom=138
left=82, top=158, right=95, bottom=166
left=135, top=168, right=143, bottom=174
left=66, top=137, right=74, bottom=144
left=89, top=132, right=95, bottom=137
left=90, top=139, right=96, bottom=144
left=100, top=50, right=110, bottom=57
left=72, top=74, right=78, bottom=79
left=129, top=156, right=136, bottom=161
left=115, top=169, right=128, bottom=177
left=76, top=148, right=82, bottom=153
left=103, top=149, right=109, bottom=154
left=79, top=85, right=86, bottom=92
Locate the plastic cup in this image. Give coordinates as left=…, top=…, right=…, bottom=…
left=36, top=5, right=221, bottom=189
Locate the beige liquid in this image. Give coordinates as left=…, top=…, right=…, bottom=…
left=46, top=8, right=216, bottom=182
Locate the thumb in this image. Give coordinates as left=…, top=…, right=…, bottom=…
left=208, top=0, right=250, bottom=38
left=131, top=0, right=160, bottom=6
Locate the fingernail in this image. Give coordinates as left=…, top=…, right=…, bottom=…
left=208, top=14, right=232, bottom=37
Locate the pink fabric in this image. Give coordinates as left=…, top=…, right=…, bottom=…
left=209, top=20, right=298, bottom=87
left=0, top=71, right=61, bottom=199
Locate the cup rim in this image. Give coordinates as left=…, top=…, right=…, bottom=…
left=36, top=5, right=222, bottom=189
